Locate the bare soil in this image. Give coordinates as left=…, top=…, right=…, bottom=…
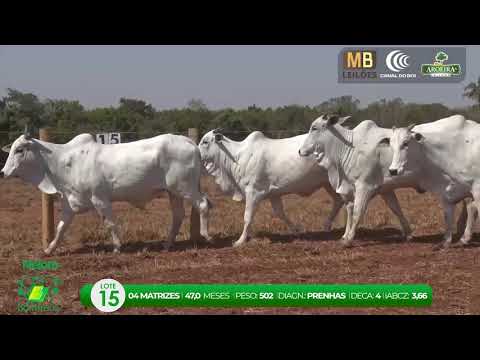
left=1, top=178, right=479, bottom=314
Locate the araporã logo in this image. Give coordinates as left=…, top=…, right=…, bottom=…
left=386, top=50, right=410, bottom=72
left=421, top=51, right=461, bottom=77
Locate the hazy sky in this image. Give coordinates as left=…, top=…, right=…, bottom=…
left=1, top=45, right=479, bottom=110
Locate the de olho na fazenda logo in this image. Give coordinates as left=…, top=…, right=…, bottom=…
left=421, top=51, right=462, bottom=77
left=17, top=260, right=62, bottom=313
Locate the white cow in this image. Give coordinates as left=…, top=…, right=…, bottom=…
left=298, top=114, right=438, bottom=247
left=198, top=129, right=345, bottom=247
left=0, top=130, right=212, bottom=254
left=389, top=115, right=479, bottom=249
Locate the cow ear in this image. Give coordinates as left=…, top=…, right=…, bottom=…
left=2, top=144, right=11, bottom=153
left=38, top=175, right=58, bottom=195
left=326, top=115, right=340, bottom=126
left=20, top=163, right=59, bottom=195
left=338, top=116, right=352, bottom=125
left=413, top=132, right=424, bottom=142
left=214, top=133, right=223, bottom=142
left=378, top=137, right=390, bottom=146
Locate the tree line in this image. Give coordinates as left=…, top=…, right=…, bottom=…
left=1, top=76, right=480, bottom=145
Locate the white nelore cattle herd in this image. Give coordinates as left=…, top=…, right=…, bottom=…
left=0, top=113, right=478, bottom=255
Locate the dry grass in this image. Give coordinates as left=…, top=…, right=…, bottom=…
left=1, top=177, right=480, bottom=314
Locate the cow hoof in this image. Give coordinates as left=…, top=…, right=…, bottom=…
left=404, top=234, right=414, bottom=243
left=292, top=225, right=305, bottom=234
left=340, top=240, right=353, bottom=249
left=233, top=240, right=246, bottom=248
left=113, top=248, right=121, bottom=254
left=453, top=239, right=469, bottom=248
left=43, top=248, right=52, bottom=256
left=162, top=242, right=174, bottom=251
left=203, top=236, right=215, bottom=244
left=433, top=242, right=449, bottom=251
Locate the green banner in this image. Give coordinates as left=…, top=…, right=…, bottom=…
left=421, top=64, right=461, bottom=76
left=80, top=283, right=432, bottom=309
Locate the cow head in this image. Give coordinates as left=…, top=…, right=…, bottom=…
left=298, top=113, right=352, bottom=157
left=198, top=128, right=225, bottom=174
left=389, top=124, right=424, bottom=176
left=0, top=132, right=58, bottom=194
left=1, top=124, right=34, bottom=177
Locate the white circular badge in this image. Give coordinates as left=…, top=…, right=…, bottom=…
left=90, top=279, right=126, bottom=313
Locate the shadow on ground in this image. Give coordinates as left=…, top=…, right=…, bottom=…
left=66, top=228, right=480, bottom=255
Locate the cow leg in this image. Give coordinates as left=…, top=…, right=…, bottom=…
left=323, top=186, right=344, bottom=232
left=341, top=186, right=374, bottom=248
left=342, top=201, right=354, bottom=240
left=459, top=198, right=477, bottom=246
left=457, top=199, right=468, bottom=236
left=380, top=191, right=413, bottom=242
left=191, top=193, right=212, bottom=244
left=92, top=197, right=121, bottom=253
left=164, top=193, right=185, bottom=251
left=234, top=191, right=261, bottom=248
left=270, top=197, right=304, bottom=233
left=458, top=191, right=480, bottom=246
left=44, top=204, right=74, bottom=255
left=434, top=198, right=455, bottom=250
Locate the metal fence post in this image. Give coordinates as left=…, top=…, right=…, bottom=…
left=188, top=128, right=202, bottom=243
left=39, top=128, right=55, bottom=250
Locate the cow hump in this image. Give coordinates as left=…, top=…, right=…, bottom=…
left=66, top=133, right=97, bottom=146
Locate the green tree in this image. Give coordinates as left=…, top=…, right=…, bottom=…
left=44, top=99, right=87, bottom=141
left=2, top=88, right=48, bottom=133
left=187, top=98, right=208, bottom=111
left=315, top=96, right=360, bottom=116
left=463, top=76, right=480, bottom=108
left=0, top=98, right=6, bottom=126
left=119, top=98, right=155, bottom=118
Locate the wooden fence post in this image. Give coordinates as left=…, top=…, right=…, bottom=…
left=188, top=128, right=202, bottom=243
left=40, top=128, right=55, bottom=250
left=188, top=128, right=199, bottom=144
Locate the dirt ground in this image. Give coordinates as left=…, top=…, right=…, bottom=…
left=1, top=177, right=479, bottom=315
